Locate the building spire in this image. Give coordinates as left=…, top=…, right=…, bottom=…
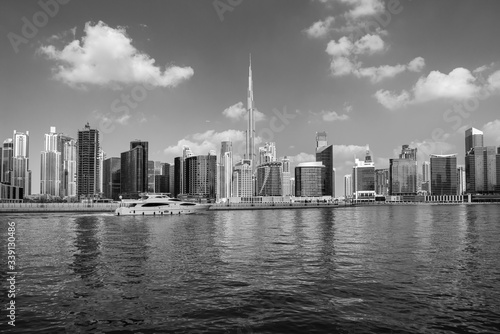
left=246, top=54, right=255, bottom=170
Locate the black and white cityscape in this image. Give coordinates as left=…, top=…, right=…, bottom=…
left=1, top=1, right=500, bottom=333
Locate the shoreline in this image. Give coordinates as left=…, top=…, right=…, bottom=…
left=0, top=201, right=498, bottom=213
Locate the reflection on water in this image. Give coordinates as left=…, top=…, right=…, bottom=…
left=1, top=206, right=500, bottom=333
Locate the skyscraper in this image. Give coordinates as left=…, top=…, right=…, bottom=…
left=375, top=168, right=389, bottom=196
left=219, top=141, right=233, bottom=199
left=97, top=148, right=105, bottom=196
left=465, top=127, right=484, bottom=155
left=103, top=157, right=121, bottom=200
left=430, top=154, right=457, bottom=196
left=12, top=130, right=31, bottom=195
left=344, top=174, right=352, bottom=198
left=457, top=165, right=466, bottom=195
left=174, top=157, right=183, bottom=197
left=281, top=156, right=291, bottom=196
left=120, top=140, right=148, bottom=198
left=40, top=127, right=61, bottom=196
left=315, top=131, right=334, bottom=197
left=246, top=55, right=256, bottom=170
left=148, top=160, right=155, bottom=192
left=465, top=127, right=498, bottom=194
left=1, top=138, right=13, bottom=184
left=466, top=146, right=498, bottom=194
left=256, top=161, right=282, bottom=196
left=168, top=163, right=175, bottom=195
left=390, top=145, right=418, bottom=196
left=184, top=152, right=217, bottom=200
left=295, top=162, right=325, bottom=197
left=58, top=134, right=77, bottom=198
left=233, top=160, right=253, bottom=197
left=130, top=140, right=149, bottom=191
left=77, top=123, right=99, bottom=200
left=352, top=148, right=375, bottom=200
left=258, top=142, right=276, bottom=165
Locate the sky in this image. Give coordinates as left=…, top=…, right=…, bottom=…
left=1, top=0, right=500, bottom=196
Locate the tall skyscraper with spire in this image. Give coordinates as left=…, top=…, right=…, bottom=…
left=246, top=54, right=255, bottom=169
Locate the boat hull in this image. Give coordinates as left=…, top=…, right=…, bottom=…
left=115, top=204, right=210, bottom=216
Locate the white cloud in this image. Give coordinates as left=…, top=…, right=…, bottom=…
left=330, top=56, right=358, bottom=76
left=482, top=119, right=500, bottom=145
left=353, top=34, right=384, bottom=54
left=374, top=89, right=411, bottom=110
left=39, top=21, right=194, bottom=89
left=487, top=70, right=500, bottom=91
left=341, top=0, right=385, bottom=20
left=321, top=110, right=349, bottom=122
left=408, top=57, right=425, bottom=72
left=93, top=109, right=131, bottom=126
left=289, top=152, right=316, bottom=164
left=326, top=34, right=384, bottom=57
left=326, top=33, right=424, bottom=82
left=357, top=64, right=406, bottom=82
left=164, top=129, right=246, bottom=161
left=405, top=141, right=456, bottom=161
left=222, top=102, right=266, bottom=122
left=326, top=37, right=353, bottom=57
left=304, top=16, right=335, bottom=38
left=374, top=67, right=500, bottom=110
left=356, top=57, right=424, bottom=83
left=413, top=68, right=480, bottom=102
left=222, top=102, right=246, bottom=120
left=343, top=102, right=353, bottom=113
left=333, top=144, right=367, bottom=165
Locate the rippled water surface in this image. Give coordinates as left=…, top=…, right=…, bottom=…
left=1, top=205, right=500, bottom=333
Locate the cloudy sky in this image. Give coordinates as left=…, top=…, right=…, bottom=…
left=1, top=0, right=500, bottom=195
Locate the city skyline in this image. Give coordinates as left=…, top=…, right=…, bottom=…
left=2, top=1, right=500, bottom=196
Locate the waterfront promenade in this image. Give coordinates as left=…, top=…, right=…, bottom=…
left=208, top=202, right=350, bottom=210
left=0, top=202, right=119, bottom=213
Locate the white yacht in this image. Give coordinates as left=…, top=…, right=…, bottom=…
left=115, top=194, right=211, bottom=216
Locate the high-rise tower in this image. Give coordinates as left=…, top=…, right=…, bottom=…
left=246, top=54, right=255, bottom=169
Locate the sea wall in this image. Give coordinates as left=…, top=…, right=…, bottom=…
left=0, top=203, right=119, bottom=213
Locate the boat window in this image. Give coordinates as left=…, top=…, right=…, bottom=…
left=180, top=203, right=196, bottom=206
left=141, top=203, right=169, bottom=207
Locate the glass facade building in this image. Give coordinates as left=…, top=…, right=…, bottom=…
left=103, top=157, right=121, bottom=200
left=184, top=153, right=217, bottom=200
left=256, top=161, right=282, bottom=196
left=375, top=168, right=389, bottom=196
left=316, top=132, right=334, bottom=197
left=390, top=145, right=418, bottom=196
left=120, top=141, right=148, bottom=199
left=1, top=138, right=13, bottom=184
left=295, top=162, right=325, bottom=197
left=40, top=127, right=61, bottom=196
left=12, top=130, right=31, bottom=195
left=430, top=154, right=457, bottom=196
left=233, top=160, right=253, bottom=197
left=466, top=146, right=498, bottom=194
left=77, top=123, right=99, bottom=200
left=352, top=148, right=375, bottom=200
left=465, top=127, right=484, bottom=154
left=344, top=174, right=352, bottom=198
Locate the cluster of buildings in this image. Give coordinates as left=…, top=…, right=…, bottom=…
left=343, top=128, right=500, bottom=203
left=1, top=58, right=499, bottom=204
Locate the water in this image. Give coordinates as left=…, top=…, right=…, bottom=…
left=1, top=205, right=500, bottom=333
